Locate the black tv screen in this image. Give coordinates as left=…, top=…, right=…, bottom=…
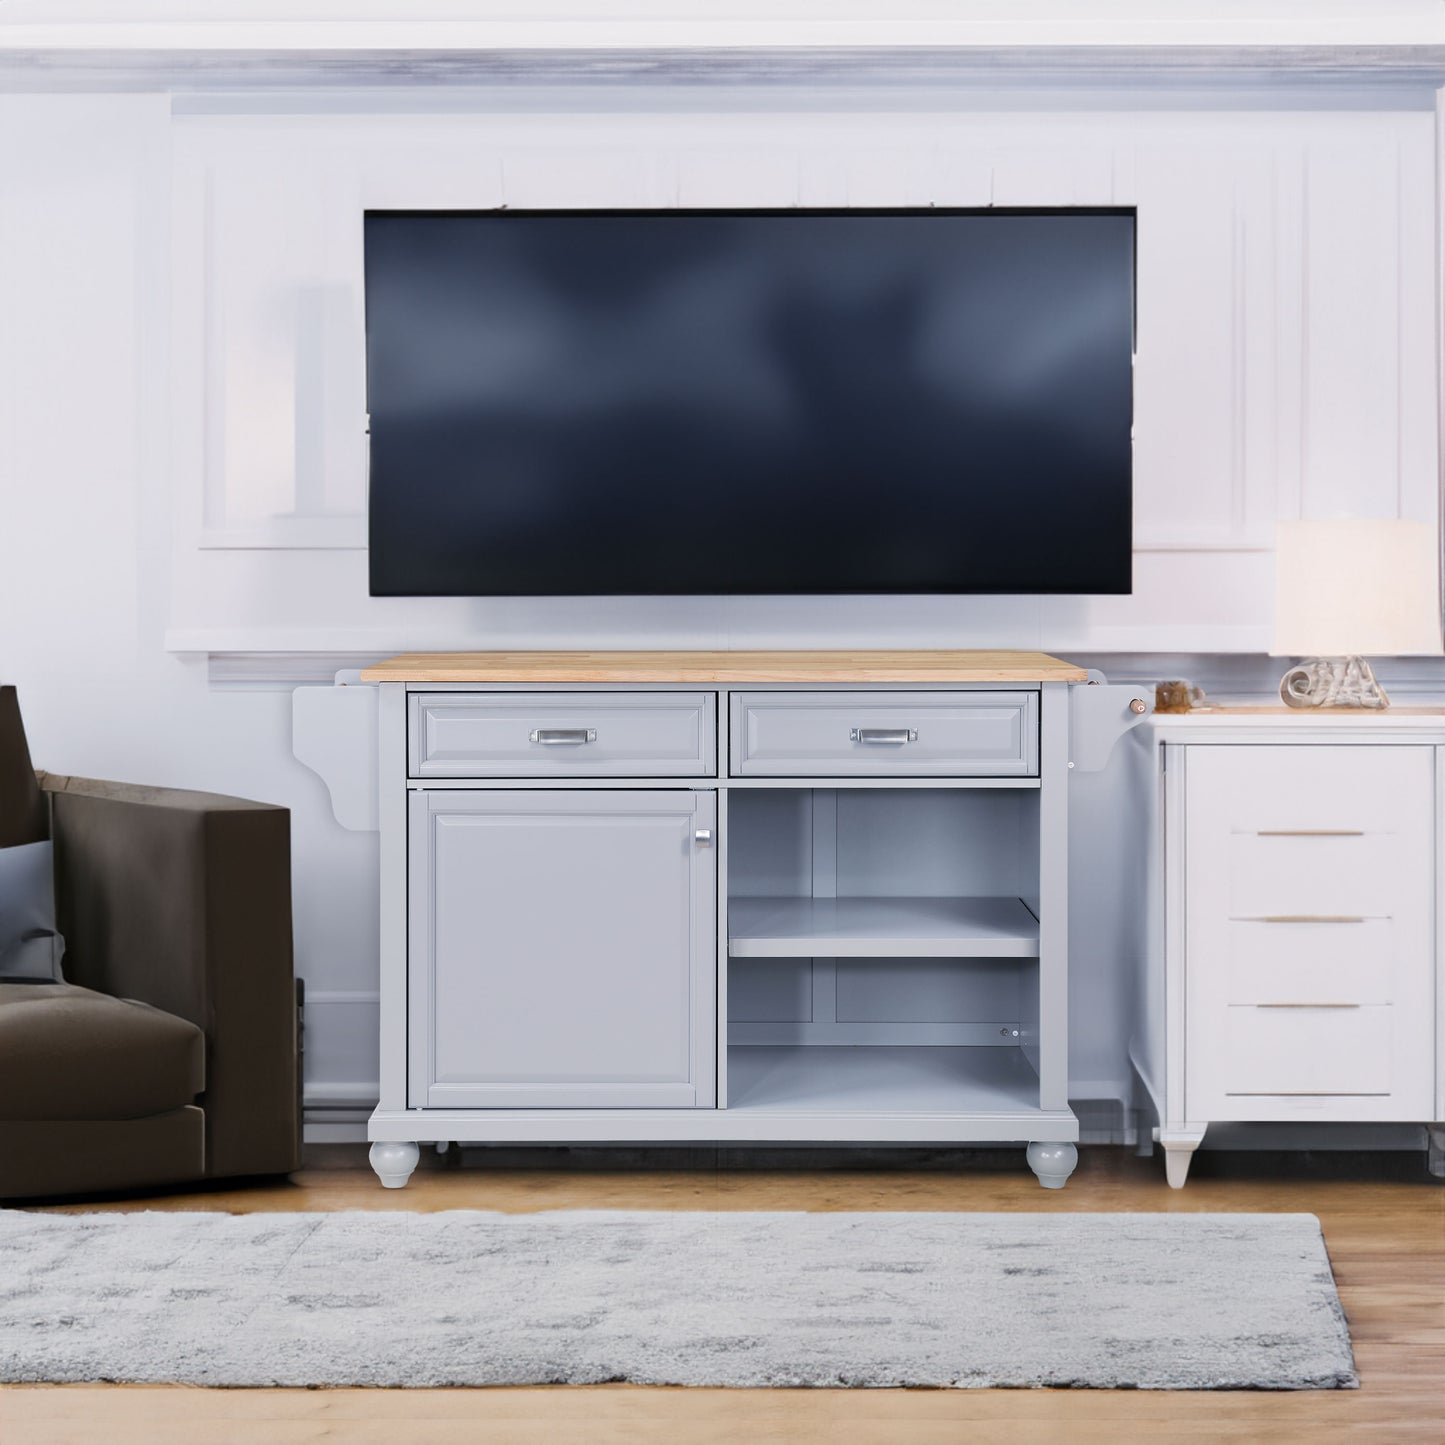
left=365, top=208, right=1134, bottom=596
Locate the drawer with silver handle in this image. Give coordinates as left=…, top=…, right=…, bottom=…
left=728, top=691, right=1038, bottom=777
left=409, top=693, right=715, bottom=777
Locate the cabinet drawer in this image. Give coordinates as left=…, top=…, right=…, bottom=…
left=729, top=691, right=1038, bottom=777
left=1196, top=1004, right=1394, bottom=1098
left=1225, top=833, right=1410, bottom=919
left=1214, top=918, right=1397, bottom=1006
left=409, top=693, right=715, bottom=777
left=1185, top=743, right=1433, bottom=834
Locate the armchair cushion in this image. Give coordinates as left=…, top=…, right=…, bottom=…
left=0, top=982, right=204, bottom=1122
left=0, top=841, right=65, bottom=982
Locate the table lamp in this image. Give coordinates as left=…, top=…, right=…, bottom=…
left=1272, top=519, right=1443, bottom=709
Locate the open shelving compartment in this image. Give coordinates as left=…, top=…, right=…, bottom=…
left=724, top=784, right=1048, bottom=1120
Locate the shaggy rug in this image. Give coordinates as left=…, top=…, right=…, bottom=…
left=0, top=1209, right=1356, bottom=1389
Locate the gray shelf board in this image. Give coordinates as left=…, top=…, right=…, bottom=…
left=727, top=895, right=1040, bottom=958
left=725, top=1043, right=1042, bottom=1115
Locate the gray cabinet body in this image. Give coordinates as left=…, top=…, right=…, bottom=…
left=340, top=665, right=1152, bottom=1186
left=408, top=788, right=716, bottom=1109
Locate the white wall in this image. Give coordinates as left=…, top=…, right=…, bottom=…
left=1, top=83, right=1440, bottom=1128
left=0, top=95, right=383, bottom=1111
left=167, top=95, right=1440, bottom=657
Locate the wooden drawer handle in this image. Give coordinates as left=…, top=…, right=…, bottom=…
left=1256, top=829, right=1365, bottom=838
left=1256, top=1002, right=1362, bottom=1009
left=1244, top=915, right=1367, bottom=925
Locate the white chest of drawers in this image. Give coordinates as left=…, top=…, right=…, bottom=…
left=1134, top=710, right=1445, bottom=1187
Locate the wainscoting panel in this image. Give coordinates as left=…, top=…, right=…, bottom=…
left=165, top=99, right=1439, bottom=657
left=173, top=131, right=369, bottom=551
left=301, top=989, right=380, bottom=1113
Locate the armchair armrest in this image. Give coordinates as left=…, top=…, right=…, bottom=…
left=42, top=774, right=299, bottom=1179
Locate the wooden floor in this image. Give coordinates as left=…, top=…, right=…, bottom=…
left=2, top=1146, right=1442, bottom=1444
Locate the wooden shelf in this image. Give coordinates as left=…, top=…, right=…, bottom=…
left=726, top=1044, right=1041, bottom=1114
left=727, top=895, right=1039, bottom=958
left=360, top=649, right=1086, bottom=684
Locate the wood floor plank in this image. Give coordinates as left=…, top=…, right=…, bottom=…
left=4, top=1148, right=1443, bottom=1444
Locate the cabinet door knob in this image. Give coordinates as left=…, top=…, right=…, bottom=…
left=694, top=829, right=713, bottom=846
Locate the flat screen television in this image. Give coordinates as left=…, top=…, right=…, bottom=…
left=364, top=208, right=1135, bottom=596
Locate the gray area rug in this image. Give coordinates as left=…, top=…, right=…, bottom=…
left=0, top=1209, right=1355, bottom=1389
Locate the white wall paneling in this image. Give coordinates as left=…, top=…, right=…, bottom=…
left=301, top=990, right=381, bottom=1110
left=165, top=99, right=1440, bottom=659
left=4, top=80, right=1444, bottom=1133
left=7, top=3, right=1445, bottom=81
left=172, top=127, right=369, bottom=548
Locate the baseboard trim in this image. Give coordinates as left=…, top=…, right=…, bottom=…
left=305, top=1119, right=373, bottom=1144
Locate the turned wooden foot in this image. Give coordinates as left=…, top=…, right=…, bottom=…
left=1026, top=1141, right=1078, bottom=1190
left=369, top=1141, right=420, bottom=1189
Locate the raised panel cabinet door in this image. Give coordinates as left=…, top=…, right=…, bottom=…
left=1183, top=745, right=1435, bottom=1123
left=408, top=790, right=716, bottom=1109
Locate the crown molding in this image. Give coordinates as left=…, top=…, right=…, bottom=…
left=4, top=44, right=1445, bottom=95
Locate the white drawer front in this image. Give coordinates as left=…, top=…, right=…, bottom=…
left=1216, top=918, right=1396, bottom=1006
left=1182, top=745, right=1435, bottom=1121
left=409, top=693, right=715, bottom=777
left=1190, top=1002, right=1431, bottom=1120
left=729, top=691, right=1038, bottom=777
left=1226, top=834, right=1403, bottom=919
left=1203, top=1004, right=1394, bottom=1098
left=1186, top=744, right=1431, bottom=834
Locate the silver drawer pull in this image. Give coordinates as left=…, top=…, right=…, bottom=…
left=1256, top=1002, right=1361, bottom=1009
left=1257, top=830, right=1365, bottom=838
left=850, top=728, right=918, bottom=745
left=528, top=728, right=596, bottom=746
left=1248, top=915, right=1366, bottom=925
left=695, top=829, right=713, bottom=846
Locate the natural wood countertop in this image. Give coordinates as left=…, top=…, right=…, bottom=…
left=359, top=649, right=1088, bottom=684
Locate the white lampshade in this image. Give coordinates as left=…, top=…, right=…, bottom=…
left=1272, top=519, right=1443, bottom=658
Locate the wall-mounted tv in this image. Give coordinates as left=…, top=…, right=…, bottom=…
left=364, top=208, right=1134, bottom=597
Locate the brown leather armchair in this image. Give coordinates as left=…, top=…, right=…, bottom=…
left=0, top=686, right=300, bottom=1200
